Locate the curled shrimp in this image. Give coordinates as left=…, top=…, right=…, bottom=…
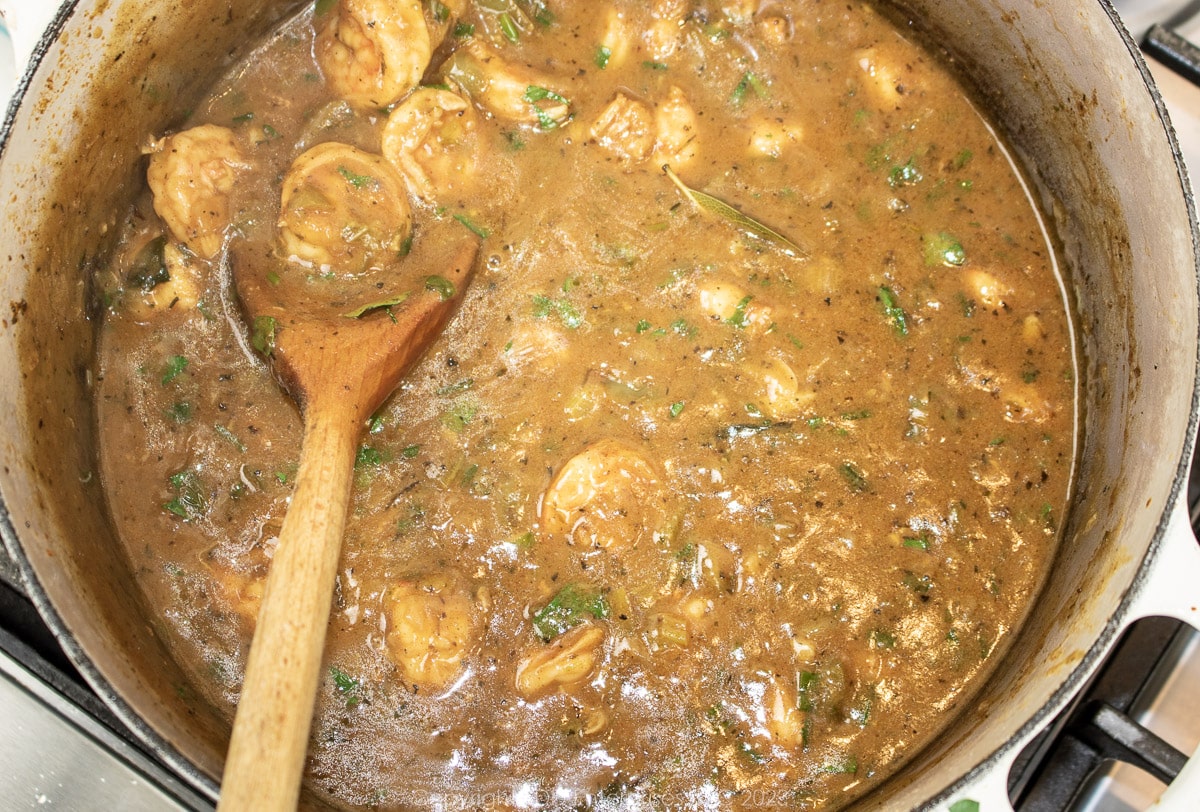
left=314, top=0, right=432, bottom=109
left=277, top=141, right=413, bottom=273
left=755, top=355, right=814, bottom=421
left=385, top=572, right=482, bottom=688
left=443, top=40, right=572, bottom=130
left=644, top=0, right=691, bottom=60
left=596, top=6, right=633, bottom=71
left=652, top=85, right=699, bottom=168
left=381, top=86, right=482, bottom=204
left=589, top=92, right=656, bottom=164
left=515, top=624, right=605, bottom=698
left=145, top=124, right=250, bottom=259
left=540, top=439, right=668, bottom=550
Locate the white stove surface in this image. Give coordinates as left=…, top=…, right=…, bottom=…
left=1114, top=0, right=1200, bottom=186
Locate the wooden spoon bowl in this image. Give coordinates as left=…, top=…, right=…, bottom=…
left=217, top=241, right=478, bottom=811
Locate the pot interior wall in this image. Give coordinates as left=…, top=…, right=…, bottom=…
left=865, top=0, right=1200, bottom=807
left=0, top=0, right=1196, bottom=809
left=0, top=0, right=306, bottom=794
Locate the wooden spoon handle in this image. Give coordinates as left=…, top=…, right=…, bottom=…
left=217, top=400, right=359, bottom=811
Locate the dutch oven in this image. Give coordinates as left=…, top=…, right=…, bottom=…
left=1, top=0, right=1198, bottom=808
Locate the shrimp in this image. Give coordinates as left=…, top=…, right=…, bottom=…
left=589, top=92, right=656, bottom=164
left=212, top=568, right=266, bottom=627
left=719, top=0, right=758, bottom=26
left=696, top=278, right=772, bottom=334
left=515, top=624, right=605, bottom=698
left=504, top=320, right=570, bottom=372
left=145, top=124, right=250, bottom=259
left=203, top=537, right=275, bottom=630
left=385, top=573, right=482, bottom=688
left=120, top=235, right=204, bottom=315
left=645, top=0, right=688, bottom=61
left=596, top=6, right=633, bottom=71
left=314, top=0, right=432, bottom=110
left=856, top=46, right=911, bottom=110
left=765, top=675, right=806, bottom=748
left=540, top=439, right=668, bottom=550
left=443, top=40, right=572, bottom=130
left=381, top=87, right=482, bottom=204
left=963, top=268, right=1014, bottom=310
left=277, top=142, right=413, bottom=273
left=746, top=116, right=804, bottom=159
left=652, top=85, right=699, bottom=168
left=755, top=355, right=814, bottom=421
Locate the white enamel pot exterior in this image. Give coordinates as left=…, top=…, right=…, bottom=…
left=0, top=1, right=1197, bottom=809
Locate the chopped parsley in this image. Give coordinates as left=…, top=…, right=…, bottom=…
left=888, top=157, right=923, bottom=187
left=731, top=71, right=769, bottom=104
left=336, top=165, right=375, bottom=190
left=523, top=85, right=570, bottom=130
left=532, top=583, right=609, bottom=641
left=344, top=293, right=410, bottom=319
left=162, top=469, right=206, bottom=521
left=726, top=295, right=754, bottom=329
left=161, top=355, right=189, bottom=385
left=453, top=212, right=490, bottom=239
left=903, top=571, right=934, bottom=594
left=215, top=425, right=246, bottom=452
left=878, top=286, right=909, bottom=336
left=165, top=401, right=193, bottom=423
left=251, top=315, right=277, bottom=357
left=870, top=629, right=897, bottom=649
left=840, top=462, right=868, bottom=492
left=923, top=231, right=967, bottom=267
left=503, top=130, right=526, bottom=151
left=329, top=665, right=360, bottom=708
left=425, top=275, right=456, bottom=300
left=442, top=400, right=478, bottom=433
left=128, top=236, right=169, bottom=292
left=498, top=12, right=520, bottom=43
left=355, top=445, right=385, bottom=469
left=532, top=294, right=583, bottom=329
left=823, top=754, right=859, bottom=775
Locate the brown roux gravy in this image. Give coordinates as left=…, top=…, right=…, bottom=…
left=94, top=1, right=1076, bottom=808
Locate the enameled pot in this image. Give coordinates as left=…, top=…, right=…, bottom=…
left=1, top=1, right=1198, bottom=808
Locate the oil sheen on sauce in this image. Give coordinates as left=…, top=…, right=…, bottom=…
left=94, top=1, right=1077, bottom=808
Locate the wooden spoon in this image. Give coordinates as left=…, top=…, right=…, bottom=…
left=217, top=240, right=478, bottom=811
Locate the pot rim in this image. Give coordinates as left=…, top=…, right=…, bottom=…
left=0, top=1, right=1197, bottom=809
left=918, top=3, right=1200, bottom=806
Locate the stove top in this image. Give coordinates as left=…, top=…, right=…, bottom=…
left=0, top=2, right=1198, bottom=810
